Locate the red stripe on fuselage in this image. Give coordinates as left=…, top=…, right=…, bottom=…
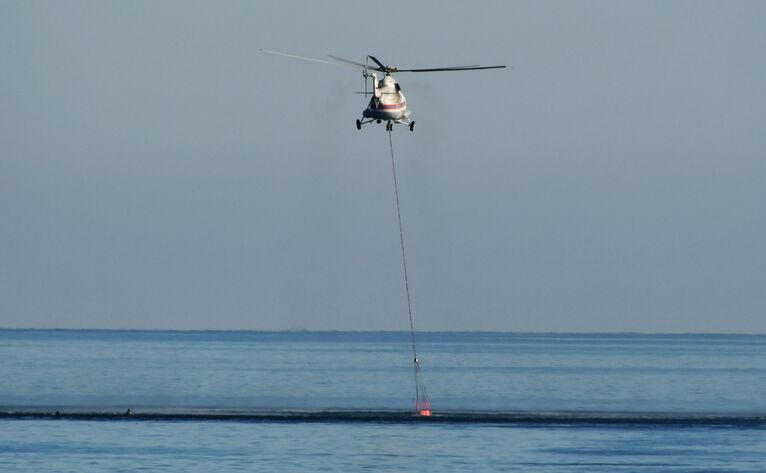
left=376, top=102, right=404, bottom=110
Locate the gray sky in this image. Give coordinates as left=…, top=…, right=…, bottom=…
left=1, top=1, right=764, bottom=332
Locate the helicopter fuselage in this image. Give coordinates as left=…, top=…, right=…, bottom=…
left=358, top=73, right=413, bottom=131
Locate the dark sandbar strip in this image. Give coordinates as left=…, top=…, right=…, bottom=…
left=2, top=408, right=765, bottom=427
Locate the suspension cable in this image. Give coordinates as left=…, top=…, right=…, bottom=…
left=387, top=129, right=430, bottom=416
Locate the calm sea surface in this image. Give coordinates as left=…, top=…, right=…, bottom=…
left=1, top=330, right=765, bottom=471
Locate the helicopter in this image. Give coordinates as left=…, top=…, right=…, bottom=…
left=260, top=50, right=506, bottom=131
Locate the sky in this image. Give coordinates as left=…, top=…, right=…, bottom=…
left=1, top=1, right=764, bottom=332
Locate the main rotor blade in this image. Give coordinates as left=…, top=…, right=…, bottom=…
left=326, top=54, right=369, bottom=69
left=396, top=65, right=507, bottom=73
left=367, top=55, right=387, bottom=71
left=262, top=50, right=508, bottom=74
left=327, top=54, right=388, bottom=73
left=259, top=49, right=341, bottom=66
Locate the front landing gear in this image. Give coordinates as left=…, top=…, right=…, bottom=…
left=356, top=119, right=361, bottom=130
left=409, top=121, right=415, bottom=132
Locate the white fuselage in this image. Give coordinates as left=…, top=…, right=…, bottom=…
left=363, top=74, right=412, bottom=121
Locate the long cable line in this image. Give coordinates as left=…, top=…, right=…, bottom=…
left=387, top=129, right=430, bottom=416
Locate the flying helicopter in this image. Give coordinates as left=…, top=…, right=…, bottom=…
left=260, top=50, right=506, bottom=131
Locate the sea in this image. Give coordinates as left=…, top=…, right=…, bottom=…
left=1, top=330, right=764, bottom=471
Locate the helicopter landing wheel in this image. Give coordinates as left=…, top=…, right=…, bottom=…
left=409, top=121, right=415, bottom=132
left=386, top=122, right=392, bottom=131
left=376, top=120, right=381, bottom=124
left=356, top=119, right=361, bottom=130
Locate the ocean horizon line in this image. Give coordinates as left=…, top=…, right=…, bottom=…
left=1, top=327, right=764, bottom=337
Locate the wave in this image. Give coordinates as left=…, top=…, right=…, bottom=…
left=2, top=408, right=765, bottom=427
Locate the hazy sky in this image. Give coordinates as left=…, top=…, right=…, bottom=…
left=1, top=1, right=764, bottom=332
